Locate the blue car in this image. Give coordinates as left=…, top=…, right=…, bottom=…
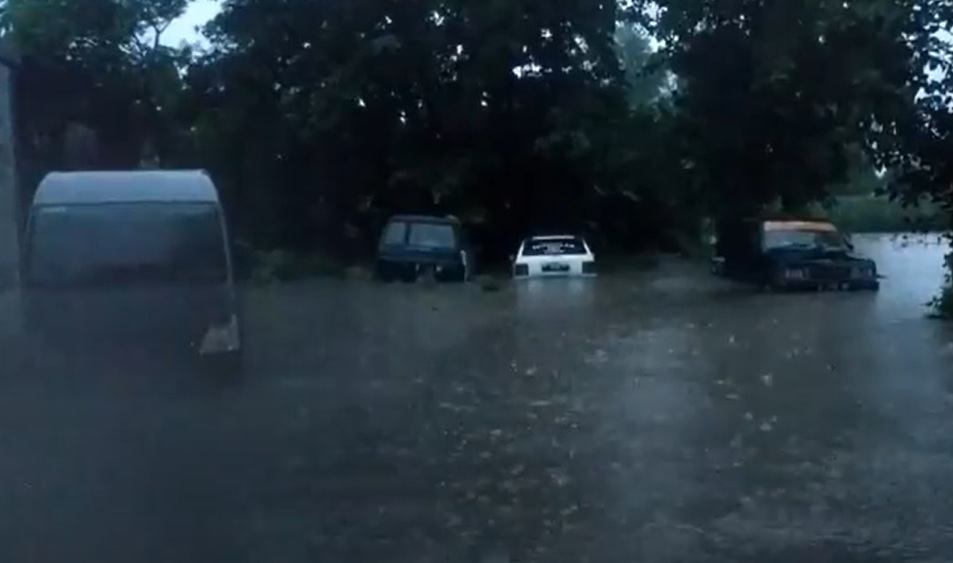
left=376, top=215, right=475, bottom=282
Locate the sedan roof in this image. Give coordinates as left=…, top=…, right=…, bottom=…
left=527, top=234, right=583, bottom=241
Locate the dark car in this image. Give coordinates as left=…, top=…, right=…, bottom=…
left=711, top=217, right=880, bottom=291
left=376, top=215, right=475, bottom=282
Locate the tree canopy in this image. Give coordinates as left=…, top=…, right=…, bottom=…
left=3, top=0, right=952, bottom=259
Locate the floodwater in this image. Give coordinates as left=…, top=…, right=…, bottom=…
left=2, top=234, right=953, bottom=562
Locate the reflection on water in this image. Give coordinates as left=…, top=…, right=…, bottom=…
left=501, top=233, right=953, bottom=560
left=3, top=232, right=953, bottom=563
left=514, top=278, right=597, bottom=315
left=854, top=233, right=948, bottom=318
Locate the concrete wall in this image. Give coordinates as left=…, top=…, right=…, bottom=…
left=0, top=43, right=19, bottom=341
left=0, top=58, right=16, bottom=292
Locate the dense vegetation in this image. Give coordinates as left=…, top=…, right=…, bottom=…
left=1, top=0, right=952, bottom=303
left=819, top=196, right=945, bottom=234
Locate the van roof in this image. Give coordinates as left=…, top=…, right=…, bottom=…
left=33, top=170, right=220, bottom=205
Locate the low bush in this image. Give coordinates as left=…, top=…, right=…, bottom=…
left=930, top=241, right=953, bottom=319
left=818, top=195, right=946, bottom=233
left=241, top=246, right=347, bottom=285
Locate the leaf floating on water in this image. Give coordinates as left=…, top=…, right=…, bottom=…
left=759, top=421, right=774, bottom=432
left=479, top=550, right=512, bottom=563
left=548, top=468, right=572, bottom=488
left=560, top=504, right=580, bottom=517
left=525, top=366, right=538, bottom=376
left=744, top=412, right=754, bottom=421
left=588, top=349, right=609, bottom=364
left=761, top=374, right=774, bottom=387
left=726, top=393, right=740, bottom=400
left=728, top=335, right=736, bottom=345
left=438, top=401, right=468, bottom=413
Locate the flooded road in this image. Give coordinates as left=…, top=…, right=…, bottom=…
left=2, top=234, right=953, bottom=562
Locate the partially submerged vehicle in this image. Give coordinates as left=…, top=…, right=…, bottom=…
left=512, top=234, right=597, bottom=278
left=21, top=170, right=243, bottom=377
left=376, top=215, right=474, bottom=282
left=711, top=217, right=880, bottom=291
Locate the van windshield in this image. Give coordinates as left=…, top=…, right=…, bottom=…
left=26, top=203, right=228, bottom=288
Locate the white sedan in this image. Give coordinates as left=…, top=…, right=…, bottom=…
left=512, top=235, right=597, bottom=278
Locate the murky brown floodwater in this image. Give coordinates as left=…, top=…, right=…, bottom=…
left=2, top=234, right=952, bottom=562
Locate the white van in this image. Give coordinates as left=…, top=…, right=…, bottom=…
left=21, top=170, right=242, bottom=377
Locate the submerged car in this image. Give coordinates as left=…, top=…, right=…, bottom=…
left=712, top=217, right=879, bottom=291
left=376, top=215, right=474, bottom=282
left=512, top=235, right=597, bottom=278
left=21, top=170, right=243, bottom=377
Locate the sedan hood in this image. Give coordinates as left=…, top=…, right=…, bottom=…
left=766, top=247, right=870, bottom=266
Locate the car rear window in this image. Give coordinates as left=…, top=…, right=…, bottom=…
left=407, top=222, right=457, bottom=249
left=380, top=221, right=408, bottom=246
left=521, top=237, right=588, bottom=256
left=26, top=202, right=227, bottom=288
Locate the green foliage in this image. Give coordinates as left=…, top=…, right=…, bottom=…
left=631, top=0, right=945, bottom=217
left=189, top=0, right=638, bottom=258
left=815, top=195, right=945, bottom=233
left=616, top=23, right=667, bottom=107
left=929, top=241, right=953, bottom=319
left=827, top=144, right=885, bottom=196
left=247, top=248, right=345, bottom=285
left=3, top=0, right=192, bottom=199
left=5, top=0, right=952, bottom=284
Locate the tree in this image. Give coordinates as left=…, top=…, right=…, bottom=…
left=194, top=0, right=635, bottom=257
left=630, top=0, right=952, bottom=221
left=2, top=0, right=192, bottom=185
left=616, top=23, right=667, bottom=108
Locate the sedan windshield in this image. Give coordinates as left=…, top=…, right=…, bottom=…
left=764, top=229, right=848, bottom=251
